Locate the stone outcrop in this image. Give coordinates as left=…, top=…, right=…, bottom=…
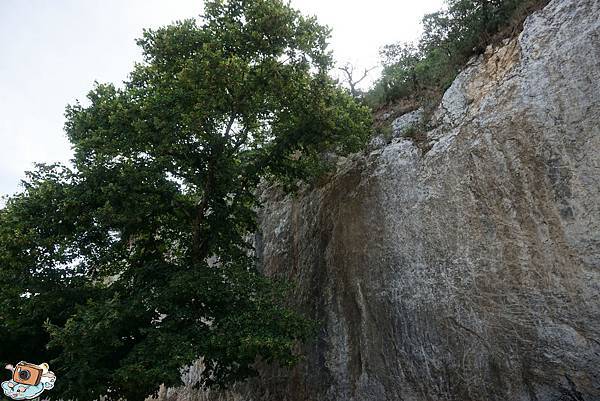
left=158, top=0, right=600, bottom=399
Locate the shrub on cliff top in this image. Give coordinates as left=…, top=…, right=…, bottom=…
left=366, top=0, right=549, bottom=108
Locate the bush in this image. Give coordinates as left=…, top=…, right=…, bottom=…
left=366, top=0, right=549, bottom=109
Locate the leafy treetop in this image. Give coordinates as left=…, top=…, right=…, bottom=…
left=0, top=1, right=371, bottom=401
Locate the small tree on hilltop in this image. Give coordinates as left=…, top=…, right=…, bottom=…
left=338, top=62, right=375, bottom=98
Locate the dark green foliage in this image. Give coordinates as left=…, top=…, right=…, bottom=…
left=0, top=1, right=372, bottom=401
left=366, top=0, right=549, bottom=108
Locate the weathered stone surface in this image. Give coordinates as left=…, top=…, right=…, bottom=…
left=392, top=108, right=424, bottom=135
left=156, top=0, right=600, bottom=400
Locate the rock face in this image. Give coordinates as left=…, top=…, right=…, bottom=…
left=160, top=0, right=600, bottom=400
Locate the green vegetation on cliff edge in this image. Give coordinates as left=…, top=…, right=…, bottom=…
left=366, top=0, right=549, bottom=109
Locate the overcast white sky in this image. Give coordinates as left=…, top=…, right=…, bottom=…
left=0, top=0, right=443, bottom=199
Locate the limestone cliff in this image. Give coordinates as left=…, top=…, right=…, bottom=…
left=158, top=0, right=600, bottom=399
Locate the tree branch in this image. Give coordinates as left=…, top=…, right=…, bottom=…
left=223, top=113, right=237, bottom=140
left=338, top=63, right=376, bottom=97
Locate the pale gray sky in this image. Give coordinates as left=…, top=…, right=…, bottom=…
left=0, top=0, right=443, bottom=198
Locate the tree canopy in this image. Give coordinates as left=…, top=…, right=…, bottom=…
left=0, top=1, right=371, bottom=400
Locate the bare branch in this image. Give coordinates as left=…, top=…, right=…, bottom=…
left=338, top=62, right=376, bottom=98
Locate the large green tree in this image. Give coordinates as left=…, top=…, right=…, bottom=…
left=0, top=1, right=371, bottom=400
